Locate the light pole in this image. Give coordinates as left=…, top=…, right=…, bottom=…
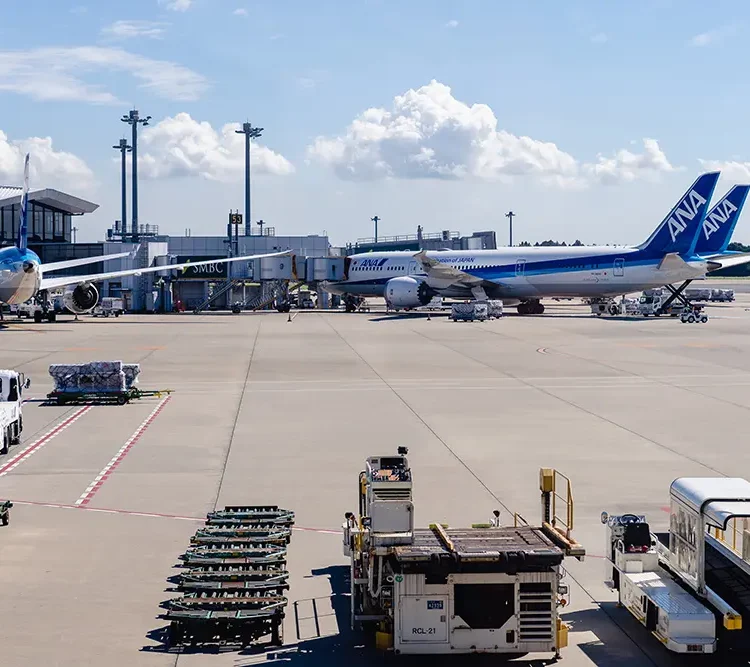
left=505, top=211, right=515, bottom=247
left=235, top=122, right=264, bottom=236
left=121, top=109, right=151, bottom=243
left=371, top=215, right=380, bottom=242
left=112, top=138, right=132, bottom=241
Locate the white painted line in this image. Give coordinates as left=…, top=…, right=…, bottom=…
left=74, top=396, right=171, bottom=506
left=0, top=406, right=92, bottom=477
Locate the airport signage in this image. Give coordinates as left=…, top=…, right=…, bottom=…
left=175, top=256, right=228, bottom=279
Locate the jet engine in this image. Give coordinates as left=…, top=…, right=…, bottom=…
left=63, top=283, right=99, bottom=314
left=384, top=276, right=435, bottom=309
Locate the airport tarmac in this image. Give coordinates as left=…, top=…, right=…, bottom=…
left=2, top=293, right=750, bottom=666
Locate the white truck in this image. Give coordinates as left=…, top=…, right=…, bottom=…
left=92, top=297, right=125, bottom=318
left=0, top=370, right=30, bottom=455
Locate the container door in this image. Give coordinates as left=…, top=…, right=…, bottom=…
left=399, top=596, right=448, bottom=643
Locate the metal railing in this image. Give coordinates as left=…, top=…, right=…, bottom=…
left=711, top=518, right=748, bottom=559
left=551, top=470, right=574, bottom=540
left=355, top=231, right=460, bottom=244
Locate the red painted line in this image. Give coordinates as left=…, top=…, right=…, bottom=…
left=0, top=406, right=91, bottom=477
left=75, top=396, right=171, bottom=506
left=9, top=499, right=340, bottom=533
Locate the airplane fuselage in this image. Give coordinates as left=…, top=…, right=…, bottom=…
left=325, top=246, right=708, bottom=300
left=0, top=246, right=42, bottom=305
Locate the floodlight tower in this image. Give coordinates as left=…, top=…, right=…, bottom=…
left=112, top=138, right=132, bottom=241
left=506, top=211, right=516, bottom=247
left=121, top=109, right=151, bottom=243
left=235, top=122, right=264, bottom=236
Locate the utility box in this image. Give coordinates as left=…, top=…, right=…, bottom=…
left=260, top=256, right=293, bottom=281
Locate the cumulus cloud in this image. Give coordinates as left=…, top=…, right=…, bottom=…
left=162, top=0, right=192, bottom=11
left=0, top=130, right=94, bottom=189
left=698, top=159, right=750, bottom=182
left=0, top=46, right=208, bottom=104
left=307, top=80, right=675, bottom=187
left=445, top=19, right=459, bottom=29
left=101, top=20, right=169, bottom=40
left=137, top=112, right=294, bottom=181
left=233, top=8, right=247, bottom=16
left=591, top=32, right=608, bottom=43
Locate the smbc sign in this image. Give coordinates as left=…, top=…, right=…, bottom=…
left=175, top=256, right=228, bottom=279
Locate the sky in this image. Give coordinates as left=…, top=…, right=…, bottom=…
left=0, top=0, right=749, bottom=246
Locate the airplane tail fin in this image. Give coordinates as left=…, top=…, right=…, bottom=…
left=637, top=172, right=719, bottom=257
left=18, top=153, right=29, bottom=252
left=694, top=184, right=750, bottom=255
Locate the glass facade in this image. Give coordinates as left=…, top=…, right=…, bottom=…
left=0, top=201, right=72, bottom=246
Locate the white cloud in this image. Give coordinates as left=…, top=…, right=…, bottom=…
left=233, top=8, right=247, bottom=16
left=591, top=32, right=607, bottom=43
left=307, top=80, right=675, bottom=187
left=584, top=138, right=677, bottom=184
left=0, top=47, right=208, bottom=104
left=445, top=19, right=459, bottom=29
left=690, top=24, right=737, bottom=47
left=162, top=0, right=192, bottom=11
left=137, top=112, right=294, bottom=181
left=0, top=130, right=94, bottom=190
left=297, top=77, right=316, bottom=90
left=698, top=159, right=750, bottom=182
left=101, top=20, right=169, bottom=40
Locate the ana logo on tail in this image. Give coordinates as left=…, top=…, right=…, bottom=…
left=668, top=189, right=707, bottom=242
left=703, top=199, right=738, bottom=240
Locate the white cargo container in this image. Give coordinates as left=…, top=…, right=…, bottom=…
left=451, top=302, right=488, bottom=322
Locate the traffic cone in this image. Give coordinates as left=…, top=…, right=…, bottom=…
left=287, top=312, right=292, bottom=322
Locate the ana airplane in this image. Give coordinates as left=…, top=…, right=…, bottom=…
left=323, top=172, right=750, bottom=314
left=0, top=154, right=289, bottom=320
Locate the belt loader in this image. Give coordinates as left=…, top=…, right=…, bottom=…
left=342, top=448, right=585, bottom=659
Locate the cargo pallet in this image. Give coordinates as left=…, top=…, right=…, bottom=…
left=159, top=505, right=295, bottom=649
left=47, top=388, right=172, bottom=405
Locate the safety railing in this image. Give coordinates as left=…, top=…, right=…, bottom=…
left=551, top=469, right=574, bottom=540
left=710, top=518, right=749, bottom=560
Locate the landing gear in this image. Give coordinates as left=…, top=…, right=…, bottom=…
left=517, top=300, right=544, bottom=315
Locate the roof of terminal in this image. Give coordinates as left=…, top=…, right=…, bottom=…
left=0, top=186, right=98, bottom=215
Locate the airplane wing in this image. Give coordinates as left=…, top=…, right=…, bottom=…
left=41, top=251, right=133, bottom=273
left=413, top=250, right=483, bottom=286
left=704, top=251, right=750, bottom=272
left=39, top=250, right=291, bottom=291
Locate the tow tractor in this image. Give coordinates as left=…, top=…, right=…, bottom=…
left=602, top=477, right=750, bottom=655
left=680, top=304, right=709, bottom=324
left=342, top=448, right=585, bottom=659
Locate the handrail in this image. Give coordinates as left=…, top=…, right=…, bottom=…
left=551, top=470, right=574, bottom=540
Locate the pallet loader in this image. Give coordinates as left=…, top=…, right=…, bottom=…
left=342, top=448, right=585, bottom=659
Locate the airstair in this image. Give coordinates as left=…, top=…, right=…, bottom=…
left=193, top=279, right=244, bottom=314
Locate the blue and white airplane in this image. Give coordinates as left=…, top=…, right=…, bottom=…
left=0, top=154, right=288, bottom=320
left=324, top=172, right=750, bottom=314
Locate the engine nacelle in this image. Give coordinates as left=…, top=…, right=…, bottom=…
left=384, top=276, right=435, bottom=309
left=63, top=283, right=99, bottom=314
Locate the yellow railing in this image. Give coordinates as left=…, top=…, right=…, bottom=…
left=711, top=518, right=748, bottom=558
left=551, top=469, right=574, bottom=540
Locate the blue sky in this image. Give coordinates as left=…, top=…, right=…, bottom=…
left=0, top=0, right=748, bottom=245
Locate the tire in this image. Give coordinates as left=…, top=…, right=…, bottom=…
left=688, top=315, right=695, bottom=323
left=1, top=511, right=8, bottom=526
left=33, top=311, right=42, bottom=323
left=116, top=395, right=127, bottom=405
left=47, top=312, right=56, bottom=322
left=701, top=316, right=708, bottom=323
left=1, top=432, right=8, bottom=455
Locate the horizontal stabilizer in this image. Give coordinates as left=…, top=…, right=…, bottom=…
left=657, top=253, right=690, bottom=271
left=705, top=251, right=750, bottom=273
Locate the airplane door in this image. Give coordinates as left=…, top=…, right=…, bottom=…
left=515, top=259, right=526, bottom=277
left=408, top=261, right=417, bottom=275
left=614, top=258, right=625, bottom=277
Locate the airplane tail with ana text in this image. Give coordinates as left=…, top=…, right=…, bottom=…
left=694, top=184, right=750, bottom=255
left=637, top=172, right=719, bottom=257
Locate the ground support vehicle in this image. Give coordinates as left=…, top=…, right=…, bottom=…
left=47, top=387, right=171, bottom=406
left=602, top=477, right=750, bottom=655
left=710, top=289, right=735, bottom=302
left=0, top=370, right=29, bottom=455
left=342, top=449, right=584, bottom=658
left=161, top=505, right=295, bottom=649
left=0, top=500, right=12, bottom=526
left=680, top=305, right=709, bottom=324
left=92, top=297, right=125, bottom=317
